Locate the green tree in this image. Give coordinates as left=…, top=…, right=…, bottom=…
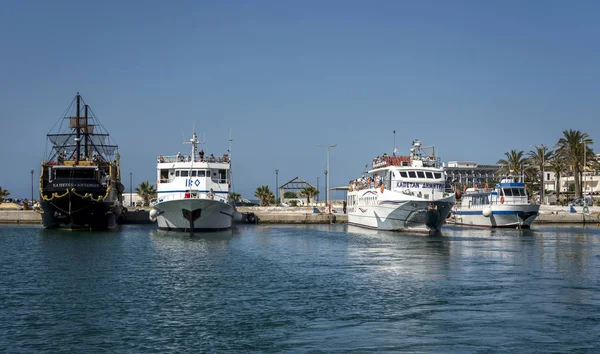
left=283, top=191, right=297, bottom=199
left=228, top=192, right=242, bottom=205
left=135, top=181, right=157, bottom=207
left=0, top=186, right=10, bottom=202
left=254, top=185, right=274, bottom=206
left=555, top=129, right=593, bottom=198
left=496, top=150, right=528, bottom=176
left=298, top=186, right=319, bottom=205
left=527, top=145, right=553, bottom=203
left=549, top=152, right=568, bottom=203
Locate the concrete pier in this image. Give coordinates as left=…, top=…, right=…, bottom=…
left=0, top=205, right=598, bottom=225
left=0, top=210, right=42, bottom=224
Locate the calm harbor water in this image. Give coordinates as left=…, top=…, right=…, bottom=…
left=1, top=223, right=599, bottom=353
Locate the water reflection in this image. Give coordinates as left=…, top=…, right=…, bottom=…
left=148, top=227, right=239, bottom=257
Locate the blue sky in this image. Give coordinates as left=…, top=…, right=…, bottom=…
left=1, top=0, right=599, bottom=200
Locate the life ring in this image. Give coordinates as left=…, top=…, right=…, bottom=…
left=500, top=196, right=504, bottom=204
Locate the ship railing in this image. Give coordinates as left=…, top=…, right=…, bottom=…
left=467, top=196, right=531, bottom=207
left=157, top=191, right=227, bottom=203
left=157, top=155, right=230, bottom=164
left=372, top=156, right=410, bottom=169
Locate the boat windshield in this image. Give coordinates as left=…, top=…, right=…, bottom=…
left=471, top=194, right=490, bottom=206
left=503, top=188, right=526, bottom=197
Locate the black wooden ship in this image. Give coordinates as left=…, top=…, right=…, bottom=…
left=40, top=93, right=124, bottom=229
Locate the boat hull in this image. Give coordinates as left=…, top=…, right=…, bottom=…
left=452, top=204, right=540, bottom=228
left=347, top=196, right=455, bottom=234
left=40, top=197, right=122, bottom=229
left=153, top=198, right=234, bottom=231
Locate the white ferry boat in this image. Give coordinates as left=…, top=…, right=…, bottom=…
left=451, top=176, right=540, bottom=228
left=149, top=133, right=235, bottom=232
left=347, top=140, right=455, bottom=234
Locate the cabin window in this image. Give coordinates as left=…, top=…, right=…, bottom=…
left=54, top=168, right=95, bottom=179
left=175, top=171, right=180, bottom=177
left=417, top=171, right=425, bottom=178
left=197, top=170, right=206, bottom=177
left=426, top=172, right=433, bottom=179
left=191, top=170, right=197, bottom=177
left=513, top=188, right=524, bottom=196
left=400, top=171, right=408, bottom=178
left=160, top=169, right=169, bottom=182
left=180, top=170, right=189, bottom=177
left=434, top=172, right=441, bottom=179
left=408, top=171, right=416, bottom=178
left=503, top=188, right=513, bottom=196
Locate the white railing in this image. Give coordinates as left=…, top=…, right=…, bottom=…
left=157, top=192, right=228, bottom=203
left=157, top=155, right=230, bottom=164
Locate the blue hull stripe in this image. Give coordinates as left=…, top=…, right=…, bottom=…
left=454, top=210, right=537, bottom=215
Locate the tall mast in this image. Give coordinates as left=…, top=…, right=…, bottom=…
left=75, top=93, right=81, bottom=165
left=229, top=128, right=233, bottom=192
left=84, top=104, right=89, bottom=158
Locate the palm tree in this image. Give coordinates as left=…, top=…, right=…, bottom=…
left=549, top=153, right=568, bottom=204
left=496, top=150, right=528, bottom=176
left=254, top=185, right=274, bottom=206
left=0, top=186, right=10, bottom=202
left=555, top=129, right=593, bottom=198
left=527, top=145, right=553, bottom=203
left=228, top=192, right=242, bottom=205
left=298, top=186, right=319, bottom=205
left=135, top=181, right=157, bottom=207
left=283, top=191, right=297, bottom=199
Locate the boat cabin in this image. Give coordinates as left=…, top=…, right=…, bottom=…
left=156, top=156, right=230, bottom=203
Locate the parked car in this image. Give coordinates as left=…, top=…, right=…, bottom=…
left=572, top=197, right=593, bottom=206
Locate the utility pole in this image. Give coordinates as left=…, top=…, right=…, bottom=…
left=30, top=169, right=34, bottom=205
left=275, top=169, right=279, bottom=203
left=541, top=144, right=545, bottom=205
left=583, top=141, right=587, bottom=204
left=317, top=144, right=336, bottom=212
left=130, top=172, right=133, bottom=207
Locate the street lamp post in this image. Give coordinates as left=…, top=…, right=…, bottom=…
left=30, top=169, right=34, bottom=205
left=317, top=144, right=336, bottom=212
left=530, top=144, right=546, bottom=204
left=324, top=170, right=328, bottom=208
left=541, top=144, right=545, bottom=205
left=316, top=176, right=319, bottom=202
left=583, top=141, right=587, bottom=205
left=130, top=172, right=133, bottom=207
left=275, top=169, right=279, bottom=204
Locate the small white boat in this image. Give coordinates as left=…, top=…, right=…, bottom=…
left=451, top=176, right=540, bottom=228
left=346, top=139, right=456, bottom=234
left=150, top=132, right=236, bottom=232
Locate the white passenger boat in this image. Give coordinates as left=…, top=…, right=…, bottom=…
left=149, top=133, right=236, bottom=232
left=451, top=176, right=540, bottom=228
left=346, top=140, right=455, bottom=234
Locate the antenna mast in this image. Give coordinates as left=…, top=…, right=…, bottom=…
left=228, top=127, right=234, bottom=192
